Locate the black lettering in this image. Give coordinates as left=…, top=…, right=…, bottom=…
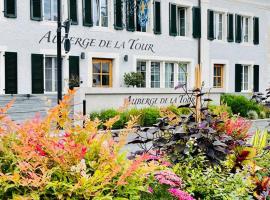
left=39, top=31, right=51, bottom=43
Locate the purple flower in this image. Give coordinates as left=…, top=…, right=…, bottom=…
left=148, top=187, right=154, bottom=194
left=168, top=188, right=195, bottom=200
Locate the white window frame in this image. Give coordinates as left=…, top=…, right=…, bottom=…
left=177, top=7, right=187, bottom=37
left=242, top=16, right=251, bottom=43
left=165, top=63, right=174, bottom=88
left=150, top=62, right=161, bottom=88
left=43, top=0, right=58, bottom=21
left=177, top=63, right=188, bottom=86
left=241, top=65, right=250, bottom=92
left=136, top=61, right=147, bottom=88
left=92, top=0, right=109, bottom=27
left=214, top=11, right=224, bottom=41
left=135, top=0, right=153, bottom=33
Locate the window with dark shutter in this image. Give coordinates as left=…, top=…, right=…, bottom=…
left=83, top=0, right=93, bottom=26
left=227, top=14, right=234, bottom=42
left=126, top=0, right=135, bottom=31
left=69, top=56, right=80, bottom=89
left=5, top=52, right=18, bottom=94
left=253, top=65, right=259, bottom=92
left=253, top=17, right=259, bottom=45
left=4, top=0, right=17, bottom=18
left=235, top=64, right=242, bottom=92
left=32, top=54, right=44, bottom=94
left=192, top=7, right=201, bottom=38
left=207, top=10, right=214, bottom=40
left=169, top=3, right=177, bottom=36
left=69, top=0, right=78, bottom=25
left=30, top=0, right=42, bottom=21
left=235, top=14, right=242, bottom=43
left=154, top=1, right=161, bottom=34
left=114, top=0, right=123, bottom=30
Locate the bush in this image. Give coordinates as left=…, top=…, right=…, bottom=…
left=140, top=107, right=161, bottom=127
left=221, top=94, right=261, bottom=117
left=247, top=110, right=259, bottom=120
left=0, top=92, right=168, bottom=199
left=209, top=104, right=233, bottom=116
left=167, top=105, right=191, bottom=116
left=124, top=72, right=144, bottom=87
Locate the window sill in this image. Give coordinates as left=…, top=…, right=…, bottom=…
left=133, top=31, right=154, bottom=37
left=174, top=36, right=193, bottom=41
left=240, top=42, right=254, bottom=47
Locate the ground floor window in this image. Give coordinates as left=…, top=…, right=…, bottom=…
left=92, top=59, right=112, bottom=87
left=137, top=61, right=147, bottom=88
left=45, top=57, right=58, bottom=92
left=242, top=65, right=249, bottom=91
left=178, top=63, right=187, bottom=85
left=213, top=64, right=224, bottom=88
left=165, top=63, right=174, bottom=88
left=151, top=62, right=160, bottom=88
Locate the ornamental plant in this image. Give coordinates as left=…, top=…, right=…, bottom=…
left=0, top=90, right=167, bottom=199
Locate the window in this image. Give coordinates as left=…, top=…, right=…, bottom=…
left=151, top=62, right=160, bottom=88
left=165, top=63, right=174, bottom=88
left=214, top=12, right=223, bottom=40
left=242, top=17, right=250, bottom=43
left=178, top=63, right=187, bottom=85
left=136, top=0, right=148, bottom=32
left=177, top=7, right=186, bottom=36
left=137, top=61, right=146, bottom=88
left=92, top=59, right=112, bottom=87
left=45, top=57, right=58, bottom=92
left=213, top=64, right=224, bottom=88
left=44, top=0, right=58, bottom=21
left=242, top=65, right=249, bottom=91
left=93, top=0, right=108, bottom=27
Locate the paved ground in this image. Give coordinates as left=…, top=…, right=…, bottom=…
left=250, top=119, right=269, bottom=132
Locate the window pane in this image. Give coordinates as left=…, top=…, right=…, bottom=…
left=101, top=0, right=108, bottom=27
left=93, top=0, right=100, bottom=26
left=52, top=0, right=58, bottom=21
left=165, top=63, right=174, bottom=88
left=44, top=0, right=51, bottom=20
left=102, top=62, right=109, bottom=73
left=178, top=63, right=187, bottom=85
left=102, top=75, right=110, bottom=86
left=137, top=61, right=146, bottom=88
left=93, top=74, right=101, bottom=87
left=151, top=62, right=160, bottom=88
left=93, top=63, right=101, bottom=73
left=178, top=8, right=186, bottom=36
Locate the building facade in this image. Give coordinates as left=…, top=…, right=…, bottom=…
left=0, top=0, right=269, bottom=97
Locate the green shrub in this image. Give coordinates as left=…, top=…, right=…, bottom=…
left=209, top=104, right=233, bottom=117
left=140, top=107, right=161, bottom=127
left=221, top=94, right=260, bottom=117
left=174, top=154, right=255, bottom=200
left=247, top=110, right=259, bottom=120
left=167, top=105, right=191, bottom=115
left=259, top=111, right=266, bottom=119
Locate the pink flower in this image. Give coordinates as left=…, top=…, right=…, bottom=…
left=154, top=171, right=182, bottom=187
left=35, top=144, right=46, bottom=156
left=148, top=187, right=153, bottom=193
left=80, top=146, right=87, bottom=159
left=168, top=188, right=195, bottom=200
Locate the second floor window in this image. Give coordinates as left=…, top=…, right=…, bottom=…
left=242, top=17, right=250, bottom=43
left=177, top=7, right=186, bottom=36
left=214, top=12, right=223, bottom=40
left=93, top=0, right=108, bottom=27
left=44, top=0, right=57, bottom=21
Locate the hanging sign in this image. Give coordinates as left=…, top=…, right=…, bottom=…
left=138, top=0, right=150, bottom=28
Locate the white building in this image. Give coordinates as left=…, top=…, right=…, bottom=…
left=0, top=0, right=269, bottom=116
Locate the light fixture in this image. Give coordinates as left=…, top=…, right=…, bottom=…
left=124, top=55, right=128, bottom=62
left=81, top=52, right=86, bottom=59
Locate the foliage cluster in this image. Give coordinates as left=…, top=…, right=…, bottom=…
left=221, top=94, right=270, bottom=119
left=90, top=105, right=191, bottom=130
left=0, top=91, right=184, bottom=200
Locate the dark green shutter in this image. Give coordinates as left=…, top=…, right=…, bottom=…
left=169, top=3, right=177, bottom=36
left=69, top=56, right=80, bottom=89
left=31, top=54, right=44, bottom=94
left=5, top=52, right=17, bottom=94
left=207, top=10, right=214, bottom=40
left=30, top=0, right=42, bottom=21
left=69, top=0, right=78, bottom=25
left=227, top=14, right=234, bottom=42
left=126, top=0, right=135, bottom=31
left=253, top=17, right=259, bottom=45
left=192, top=7, right=201, bottom=38
left=253, top=65, right=259, bottom=92
left=235, top=64, right=242, bottom=92
left=154, top=1, right=161, bottom=34
left=4, top=0, right=17, bottom=18
left=114, top=0, right=123, bottom=30
left=83, top=0, right=93, bottom=27
left=235, top=14, right=242, bottom=43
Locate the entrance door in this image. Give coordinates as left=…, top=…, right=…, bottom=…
left=92, top=59, right=112, bottom=87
